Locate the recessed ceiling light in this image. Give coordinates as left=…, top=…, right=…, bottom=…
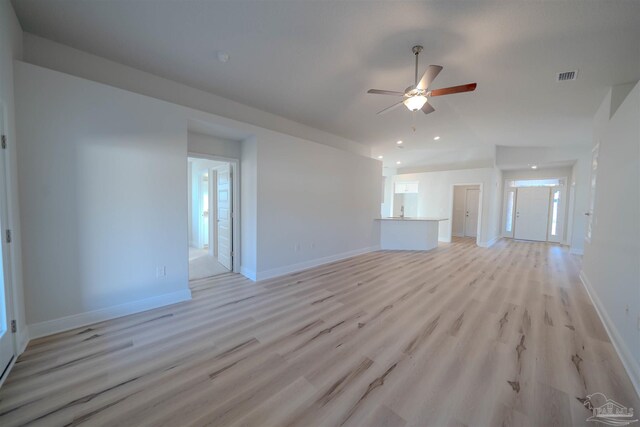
left=396, top=161, right=402, bottom=165
left=433, top=136, right=440, bottom=140
left=531, top=165, right=538, bottom=169
left=396, top=140, right=403, bottom=145
left=217, top=51, right=230, bottom=63
left=377, top=155, right=383, bottom=159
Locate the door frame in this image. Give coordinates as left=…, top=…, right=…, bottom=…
left=449, top=183, right=483, bottom=246
left=0, top=101, right=17, bottom=387
left=208, top=168, right=217, bottom=257
left=187, top=153, right=240, bottom=274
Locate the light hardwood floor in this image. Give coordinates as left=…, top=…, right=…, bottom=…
left=0, top=238, right=637, bottom=426
left=189, top=247, right=230, bottom=280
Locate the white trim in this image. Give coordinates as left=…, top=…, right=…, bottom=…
left=240, top=266, right=256, bottom=281
left=255, top=246, right=380, bottom=281
left=478, top=236, right=500, bottom=248
left=28, top=289, right=192, bottom=340
left=569, top=247, right=584, bottom=255
left=17, top=326, right=28, bottom=355
left=579, top=270, right=640, bottom=399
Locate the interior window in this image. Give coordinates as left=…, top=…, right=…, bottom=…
left=550, top=190, right=560, bottom=236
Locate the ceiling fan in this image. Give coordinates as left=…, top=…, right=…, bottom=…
left=367, top=45, right=477, bottom=115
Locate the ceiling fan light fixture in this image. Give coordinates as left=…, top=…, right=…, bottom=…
left=404, top=95, right=427, bottom=111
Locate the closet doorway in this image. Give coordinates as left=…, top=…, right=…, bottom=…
left=452, top=184, right=481, bottom=241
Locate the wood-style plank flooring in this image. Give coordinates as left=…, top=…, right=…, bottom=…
left=0, top=238, right=638, bottom=426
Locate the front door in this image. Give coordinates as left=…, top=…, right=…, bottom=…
left=514, top=187, right=550, bottom=241
left=216, top=164, right=232, bottom=270
left=464, top=189, right=480, bottom=237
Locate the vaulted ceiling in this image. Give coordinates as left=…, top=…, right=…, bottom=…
left=12, top=1, right=640, bottom=168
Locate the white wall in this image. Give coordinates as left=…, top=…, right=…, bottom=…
left=15, top=62, right=192, bottom=335
left=188, top=132, right=241, bottom=160
left=582, top=81, right=640, bottom=394
left=380, top=167, right=396, bottom=218
left=0, top=0, right=28, bottom=352
left=392, top=168, right=500, bottom=246
left=502, top=166, right=572, bottom=182
left=568, top=150, right=591, bottom=254
left=255, top=133, right=381, bottom=279
left=240, top=137, right=258, bottom=279
left=489, top=167, right=503, bottom=243
left=13, top=58, right=384, bottom=334
left=22, top=33, right=370, bottom=158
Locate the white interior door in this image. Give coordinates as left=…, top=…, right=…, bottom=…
left=217, top=164, right=232, bottom=270
left=199, top=173, right=209, bottom=248
left=464, top=189, right=480, bottom=237
left=514, top=187, right=550, bottom=241
left=208, top=170, right=216, bottom=257
left=0, top=106, right=15, bottom=380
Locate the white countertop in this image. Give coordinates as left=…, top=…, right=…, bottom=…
left=375, top=217, right=448, bottom=221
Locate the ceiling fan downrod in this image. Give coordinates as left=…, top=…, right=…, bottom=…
left=412, top=45, right=423, bottom=88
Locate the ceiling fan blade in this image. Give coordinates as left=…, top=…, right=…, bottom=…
left=422, top=102, right=435, bottom=114
left=416, top=65, right=443, bottom=90
left=429, top=83, right=477, bottom=97
left=367, top=89, right=405, bottom=96
left=377, top=100, right=405, bottom=115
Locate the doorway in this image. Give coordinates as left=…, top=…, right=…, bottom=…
left=452, top=184, right=481, bottom=241
left=503, top=178, right=567, bottom=243
left=188, top=157, right=234, bottom=280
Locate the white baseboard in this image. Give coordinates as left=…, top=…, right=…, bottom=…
left=579, top=270, right=640, bottom=399
left=28, top=288, right=192, bottom=340
left=478, top=236, right=500, bottom=248
left=255, top=245, right=380, bottom=281
left=17, top=327, right=29, bottom=355
left=240, top=266, right=256, bottom=281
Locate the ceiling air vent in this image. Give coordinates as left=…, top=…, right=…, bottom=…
left=557, top=70, right=578, bottom=82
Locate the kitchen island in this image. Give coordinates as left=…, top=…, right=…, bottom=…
left=376, top=217, right=448, bottom=251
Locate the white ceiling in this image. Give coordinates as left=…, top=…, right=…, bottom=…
left=12, top=1, right=640, bottom=168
